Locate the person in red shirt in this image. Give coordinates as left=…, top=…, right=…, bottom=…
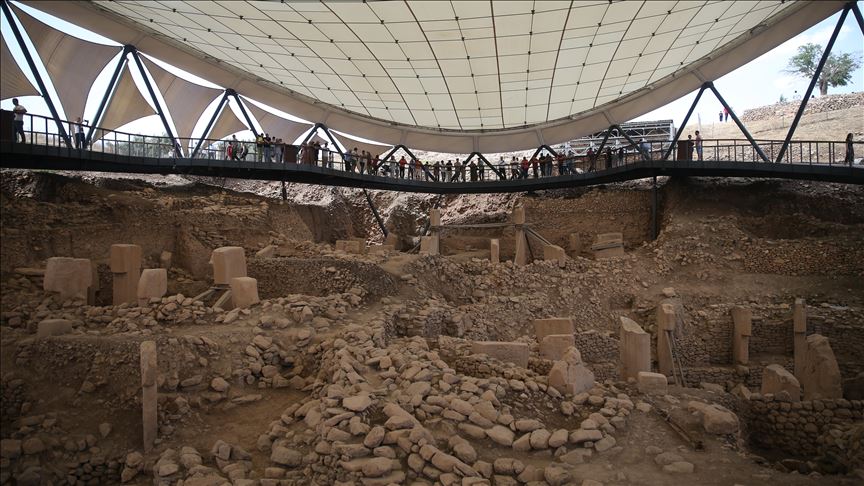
left=520, top=157, right=530, bottom=179
left=398, top=156, right=407, bottom=178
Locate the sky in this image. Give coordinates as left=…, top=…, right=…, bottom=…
left=2, top=1, right=862, bottom=152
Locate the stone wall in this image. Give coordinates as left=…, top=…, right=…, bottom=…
left=248, top=257, right=397, bottom=300
left=744, top=395, right=864, bottom=464
left=574, top=330, right=618, bottom=364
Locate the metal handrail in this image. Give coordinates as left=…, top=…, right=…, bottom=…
left=4, top=110, right=861, bottom=184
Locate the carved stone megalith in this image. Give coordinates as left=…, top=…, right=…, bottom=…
left=761, top=364, right=801, bottom=401
left=799, top=334, right=842, bottom=400
left=656, top=303, right=676, bottom=377
left=540, top=334, right=575, bottom=360
left=513, top=207, right=530, bottom=266
left=619, top=316, right=651, bottom=380
left=548, top=347, right=595, bottom=395
left=140, top=341, right=158, bottom=453
left=490, top=239, right=500, bottom=264
left=428, top=208, right=441, bottom=256
left=230, top=276, right=260, bottom=309
left=44, top=257, right=92, bottom=301
left=137, top=268, right=167, bottom=306
left=111, top=244, right=142, bottom=306
left=731, top=307, right=752, bottom=366
left=210, top=246, right=247, bottom=285
left=793, top=298, right=807, bottom=379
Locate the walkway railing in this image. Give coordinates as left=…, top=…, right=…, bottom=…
left=3, top=111, right=861, bottom=184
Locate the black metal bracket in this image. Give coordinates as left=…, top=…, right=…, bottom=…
left=662, top=85, right=706, bottom=160
left=300, top=123, right=345, bottom=159
left=191, top=91, right=229, bottom=158
left=362, top=188, right=388, bottom=237
left=228, top=90, right=259, bottom=138
left=2, top=0, right=72, bottom=147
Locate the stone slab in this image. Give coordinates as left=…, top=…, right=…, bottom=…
left=210, top=247, right=247, bottom=285
left=44, top=257, right=92, bottom=301
left=594, top=246, right=625, bottom=259
left=471, top=341, right=529, bottom=368
left=637, top=371, right=668, bottom=395
left=230, top=277, right=260, bottom=309
left=543, top=244, right=566, bottom=265
left=761, top=364, right=800, bottom=401
left=36, top=319, right=74, bottom=339
left=256, top=245, right=277, bottom=258
left=533, top=318, right=574, bottom=342
left=137, top=268, right=167, bottom=304
left=619, top=316, right=650, bottom=381
left=109, top=244, right=142, bottom=274
left=540, top=334, right=575, bottom=360
left=799, top=334, right=842, bottom=400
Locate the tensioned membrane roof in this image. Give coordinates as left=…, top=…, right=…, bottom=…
left=27, top=1, right=845, bottom=153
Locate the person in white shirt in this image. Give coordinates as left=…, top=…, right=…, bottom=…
left=12, top=98, right=27, bottom=143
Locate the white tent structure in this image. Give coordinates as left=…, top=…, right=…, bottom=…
left=15, top=1, right=849, bottom=153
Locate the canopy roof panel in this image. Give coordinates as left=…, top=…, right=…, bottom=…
left=24, top=0, right=845, bottom=152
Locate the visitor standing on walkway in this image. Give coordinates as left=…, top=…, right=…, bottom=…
left=71, top=117, right=87, bottom=149
left=723, top=107, right=729, bottom=122
left=12, top=98, right=26, bottom=143
left=845, top=133, right=855, bottom=165
left=687, top=134, right=694, bottom=161
left=695, top=131, right=703, bottom=161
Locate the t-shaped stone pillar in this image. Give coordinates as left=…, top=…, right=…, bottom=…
left=44, top=257, right=93, bottom=301
left=490, top=239, right=500, bottom=263
left=619, top=316, right=650, bottom=380
left=513, top=206, right=530, bottom=266
left=230, top=276, right=260, bottom=309
left=731, top=307, right=752, bottom=366
left=110, top=244, right=142, bottom=306
left=210, top=246, right=247, bottom=285
left=793, top=298, right=807, bottom=378
left=656, top=303, right=676, bottom=377
left=427, top=208, right=441, bottom=256
left=140, top=340, right=157, bottom=453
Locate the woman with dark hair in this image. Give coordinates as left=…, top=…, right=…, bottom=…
left=845, top=133, right=855, bottom=164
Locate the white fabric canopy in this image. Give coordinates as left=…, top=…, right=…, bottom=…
left=13, top=4, right=119, bottom=121
left=140, top=56, right=222, bottom=141
left=243, top=99, right=312, bottom=144
left=27, top=1, right=845, bottom=153
left=207, top=102, right=248, bottom=141
left=92, top=65, right=154, bottom=142
left=0, top=35, right=39, bottom=99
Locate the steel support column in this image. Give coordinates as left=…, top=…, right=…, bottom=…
left=775, top=4, right=851, bottom=163
left=529, top=144, right=559, bottom=161
left=662, top=85, right=706, bottom=160
left=85, top=46, right=130, bottom=146
left=472, top=152, right=505, bottom=179
left=129, top=48, right=181, bottom=155
left=191, top=92, right=229, bottom=158
left=852, top=1, right=864, bottom=34
left=363, top=188, right=388, bottom=237
left=589, top=128, right=613, bottom=172
left=2, top=0, right=71, bottom=147
left=651, top=176, right=658, bottom=240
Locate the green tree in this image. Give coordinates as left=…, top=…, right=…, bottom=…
left=786, top=43, right=862, bottom=96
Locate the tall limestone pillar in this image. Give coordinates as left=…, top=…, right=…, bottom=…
left=731, top=307, right=752, bottom=366
left=656, top=303, right=676, bottom=377
left=111, top=244, right=142, bottom=305
left=513, top=206, right=530, bottom=266
left=619, top=317, right=651, bottom=380
left=140, top=341, right=158, bottom=453
left=793, top=298, right=807, bottom=378
left=490, top=239, right=500, bottom=263
left=427, top=208, right=441, bottom=256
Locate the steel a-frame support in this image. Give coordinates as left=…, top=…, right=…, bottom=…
left=191, top=90, right=259, bottom=158
left=300, top=123, right=345, bottom=160
left=228, top=90, right=259, bottom=139
left=588, top=128, right=614, bottom=171
left=86, top=45, right=132, bottom=147
left=610, top=124, right=652, bottom=161
left=776, top=3, right=855, bottom=163
left=662, top=85, right=706, bottom=160
left=128, top=47, right=182, bottom=156
left=381, top=144, right=436, bottom=180
left=191, top=91, right=229, bottom=158
left=661, top=82, right=768, bottom=163
left=465, top=152, right=504, bottom=180
left=528, top=144, right=559, bottom=161
left=2, top=0, right=71, bottom=148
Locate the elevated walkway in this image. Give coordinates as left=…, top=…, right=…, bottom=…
left=2, top=140, right=862, bottom=194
